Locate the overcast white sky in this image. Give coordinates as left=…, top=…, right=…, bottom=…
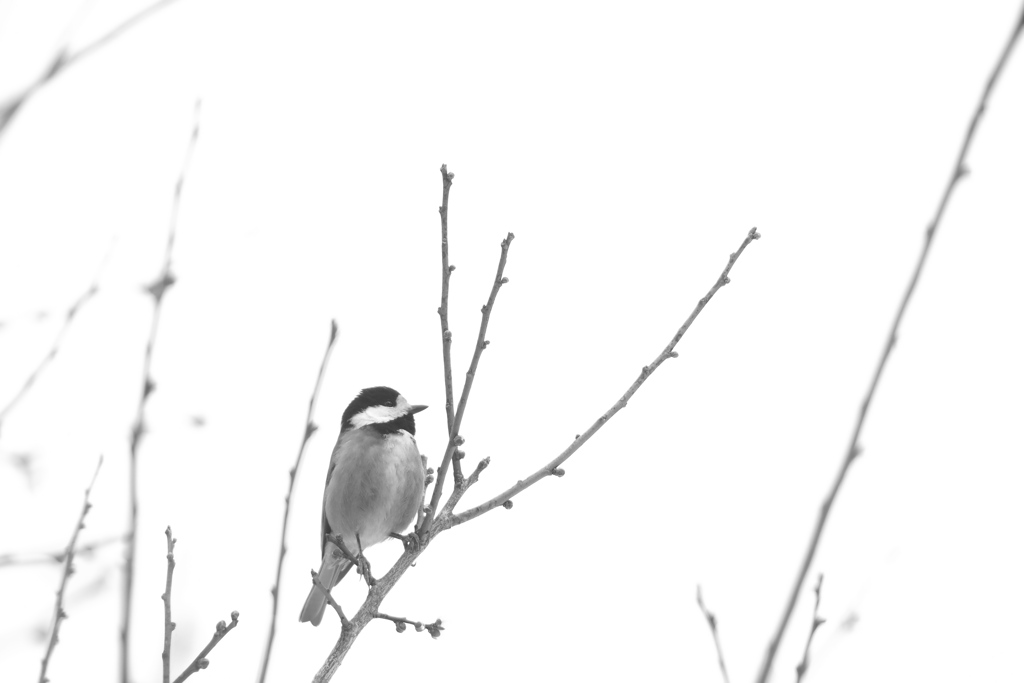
left=1, top=1, right=1023, bottom=682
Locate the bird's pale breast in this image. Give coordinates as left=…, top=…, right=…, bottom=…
left=325, top=427, right=425, bottom=553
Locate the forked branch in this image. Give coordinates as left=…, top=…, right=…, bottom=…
left=795, top=575, right=825, bottom=683
left=421, top=231, right=514, bottom=532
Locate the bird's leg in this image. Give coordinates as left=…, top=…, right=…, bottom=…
left=353, top=533, right=375, bottom=586
left=326, top=533, right=367, bottom=585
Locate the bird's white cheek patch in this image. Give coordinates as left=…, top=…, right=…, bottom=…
left=349, top=403, right=403, bottom=428
left=348, top=395, right=413, bottom=428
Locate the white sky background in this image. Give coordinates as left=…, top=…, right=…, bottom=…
left=1, top=1, right=1022, bottom=681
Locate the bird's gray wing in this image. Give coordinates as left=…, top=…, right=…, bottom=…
left=320, top=458, right=336, bottom=557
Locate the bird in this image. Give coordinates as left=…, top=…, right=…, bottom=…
left=299, top=386, right=427, bottom=626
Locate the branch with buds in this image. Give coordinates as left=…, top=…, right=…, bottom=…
left=159, top=526, right=240, bottom=683
left=308, top=165, right=760, bottom=682
left=373, top=612, right=444, bottom=638
left=171, top=612, right=240, bottom=683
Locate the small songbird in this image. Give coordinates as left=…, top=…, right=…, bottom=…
left=299, top=386, right=427, bottom=626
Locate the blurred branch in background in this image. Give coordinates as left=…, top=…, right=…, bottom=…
left=0, top=0, right=179, bottom=143
left=697, top=586, right=731, bottom=683
left=754, top=7, right=1024, bottom=683
left=258, top=320, right=339, bottom=683
left=0, top=251, right=108, bottom=443
left=121, top=101, right=200, bottom=683
left=794, top=574, right=825, bottom=683
left=0, top=534, right=125, bottom=569
left=37, top=455, right=102, bottom=683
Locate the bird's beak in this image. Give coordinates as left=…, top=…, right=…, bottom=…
left=408, top=404, right=428, bottom=415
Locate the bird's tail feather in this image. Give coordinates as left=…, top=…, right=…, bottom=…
left=299, top=545, right=351, bottom=626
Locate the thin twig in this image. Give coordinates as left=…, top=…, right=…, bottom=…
left=0, top=0, right=179, bottom=142
left=309, top=569, right=348, bottom=626
left=161, top=527, right=177, bottom=683
left=171, top=611, right=239, bottom=683
left=0, top=259, right=105, bottom=440
left=122, top=102, right=201, bottom=683
left=373, top=612, right=444, bottom=638
left=438, top=457, right=490, bottom=519
left=795, top=574, right=825, bottom=683
left=0, top=535, right=125, bottom=569
left=437, top=164, right=457, bottom=436
left=422, top=232, right=514, bottom=533
left=38, top=455, right=102, bottom=683
left=754, top=9, right=1024, bottom=682
left=445, top=228, right=760, bottom=529
left=257, top=320, right=339, bottom=683
left=697, top=586, right=731, bottom=683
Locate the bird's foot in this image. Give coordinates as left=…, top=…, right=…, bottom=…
left=354, top=554, right=375, bottom=586
left=390, top=531, right=425, bottom=552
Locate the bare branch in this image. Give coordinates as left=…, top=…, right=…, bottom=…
left=38, top=455, right=102, bottom=683
left=161, top=527, right=177, bottom=683
left=257, top=320, right=339, bottom=683
left=445, top=227, right=759, bottom=529
left=171, top=611, right=239, bottom=683
left=422, top=230, right=514, bottom=533
left=696, top=586, right=730, bottom=683
left=795, top=574, right=825, bottom=683
left=0, top=0, right=179, bottom=142
left=122, top=101, right=201, bottom=683
left=755, top=10, right=1024, bottom=682
left=437, top=164, right=457, bottom=435
left=373, top=612, right=444, bottom=638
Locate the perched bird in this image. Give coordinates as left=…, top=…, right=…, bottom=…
left=299, top=386, right=427, bottom=626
